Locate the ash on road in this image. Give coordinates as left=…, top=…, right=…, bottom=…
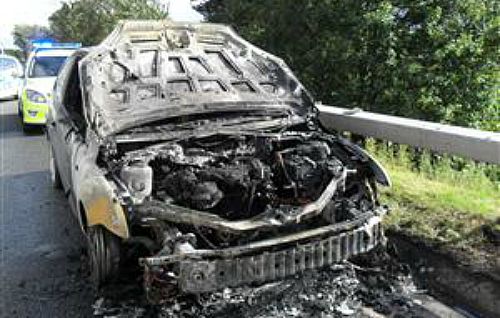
left=0, top=100, right=470, bottom=318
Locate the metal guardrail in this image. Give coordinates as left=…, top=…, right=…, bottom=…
left=317, top=105, right=500, bottom=164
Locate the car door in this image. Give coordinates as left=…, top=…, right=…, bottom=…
left=47, top=55, right=83, bottom=208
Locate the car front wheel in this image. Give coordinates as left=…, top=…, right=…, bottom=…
left=87, top=226, right=121, bottom=287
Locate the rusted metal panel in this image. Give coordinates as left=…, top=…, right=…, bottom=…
left=317, top=105, right=500, bottom=164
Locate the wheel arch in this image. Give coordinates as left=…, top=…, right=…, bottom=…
left=78, top=175, right=130, bottom=239
left=349, top=143, right=392, bottom=187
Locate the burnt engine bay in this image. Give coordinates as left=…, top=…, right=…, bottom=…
left=112, top=131, right=378, bottom=248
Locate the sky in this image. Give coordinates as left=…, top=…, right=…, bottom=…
left=0, top=0, right=203, bottom=49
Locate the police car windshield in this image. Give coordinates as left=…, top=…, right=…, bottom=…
left=30, top=56, right=67, bottom=77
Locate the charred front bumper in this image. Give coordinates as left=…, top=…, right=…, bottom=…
left=139, top=208, right=386, bottom=294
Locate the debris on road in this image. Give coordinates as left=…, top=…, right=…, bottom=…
left=92, top=247, right=441, bottom=318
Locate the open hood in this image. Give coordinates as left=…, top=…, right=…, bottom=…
left=79, top=20, right=315, bottom=137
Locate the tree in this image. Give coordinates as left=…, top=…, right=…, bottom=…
left=12, top=24, right=53, bottom=59
left=4, top=49, right=24, bottom=63
left=49, top=0, right=167, bottom=46
left=196, top=0, right=499, bottom=131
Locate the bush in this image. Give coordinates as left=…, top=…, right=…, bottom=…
left=197, top=0, right=499, bottom=131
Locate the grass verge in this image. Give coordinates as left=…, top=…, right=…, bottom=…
left=364, top=140, right=500, bottom=265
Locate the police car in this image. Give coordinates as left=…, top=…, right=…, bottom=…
left=18, top=41, right=80, bottom=130
left=0, top=54, right=23, bottom=100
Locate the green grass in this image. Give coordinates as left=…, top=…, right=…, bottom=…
left=364, top=140, right=500, bottom=248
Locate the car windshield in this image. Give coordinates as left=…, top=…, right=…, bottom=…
left=0, top=57, right=17, bottom=72
left=29, top=56, right=67, bottom=77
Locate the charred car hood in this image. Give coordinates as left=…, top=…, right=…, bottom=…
left=79, top=20, right=314, bottom=137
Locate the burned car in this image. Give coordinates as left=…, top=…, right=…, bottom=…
left=46, top=20, right=390, bottom=301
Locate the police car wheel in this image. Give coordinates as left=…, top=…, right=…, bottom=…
left=22, top=122, right=31, bottom=133
left=17, top=100, right=22, bottom=117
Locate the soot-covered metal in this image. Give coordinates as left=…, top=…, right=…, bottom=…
left=113, top=130, right=388, bottom=298
left=48, top=20, right=390, bottom=303
left=139, top=133, right=349, bottom=220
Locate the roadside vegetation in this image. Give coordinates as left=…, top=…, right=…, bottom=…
left=48, top=0, right=166, bottom=45
left=197, top=0, right=499, bottom=132
left=364, top=140, right=500, bottom=261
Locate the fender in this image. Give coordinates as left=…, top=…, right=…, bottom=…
left=347, top=143, right=392, bottom=187
left=78, top=175, right=130, bottom=239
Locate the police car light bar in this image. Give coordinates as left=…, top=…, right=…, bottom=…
left=31, top=39, right=82, bottom=50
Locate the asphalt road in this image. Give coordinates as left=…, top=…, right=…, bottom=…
left=0, top=100, right=93, bottom=317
